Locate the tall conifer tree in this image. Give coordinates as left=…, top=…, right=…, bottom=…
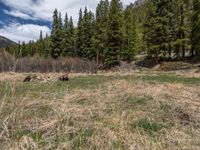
left=173, top=0, right=191, bottom=59
left=105, top=0, right=123, bottom=68
left=81, top=8, right=95, bottom=60
left=191, top=0, right=200, bottom=56
left=76, top=9, right=84, bottom=57
left=93, top=0, right=109, bottom=65
left=143, top=0, right=159, bottom=61
left=68, top=17, right=75, bottom=56
left=38, top=30, right=45, bottom=56
left=63, top=12, right=70, bottom=56
left=122, top=5, right=137, bottom=61
left=50, top=9, right=63, bottom=58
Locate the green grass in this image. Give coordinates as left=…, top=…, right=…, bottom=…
left=69, top=129, right=94, bottom=150
left=0, top=75, right=116, bottom=101
left=125, top=95, right=152, bottom=106
left=0, top=73, right=199, bottom=99
left=14, top=129, right=44, bottom=145
left=140, top=74, right=200, bottom=85
left=72, top=73, right=200, bottom=85
left=131, top=118, right=163, bottom=134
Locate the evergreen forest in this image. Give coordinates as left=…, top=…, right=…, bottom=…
left=5, top=0, right=200, bottom=68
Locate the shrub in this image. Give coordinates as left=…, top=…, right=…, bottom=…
left=0, top=51, right=97, bottom=73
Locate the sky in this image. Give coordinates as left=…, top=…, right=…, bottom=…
left=0, top=0, right=135, bottom=43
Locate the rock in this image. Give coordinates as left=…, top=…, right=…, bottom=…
left=58, top=74, right=69, bottom=81
left=23, top=75, right=38, bottom=82
left=24, top=74, right=69, bottom=82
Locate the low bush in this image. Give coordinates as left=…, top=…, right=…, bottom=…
left=0, top=51, right=97, bottom=73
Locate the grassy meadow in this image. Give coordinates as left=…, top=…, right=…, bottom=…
left=0, top=71, right=200, bottom=149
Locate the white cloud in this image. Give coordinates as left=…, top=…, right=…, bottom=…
left=3, top=10, right=37, bottom=20
left=1, top=0, right=136, bottom=22
left=0, top=23, right=51, bottom=43
left=0, top=0, right=135, bottom=42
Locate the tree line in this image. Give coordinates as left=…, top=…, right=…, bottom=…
left=144, top=0, right=200, bottom=62
left=6, top=0, right=200, bottom=68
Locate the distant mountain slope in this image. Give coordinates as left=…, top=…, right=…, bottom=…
left=0, top=36, right=17, bottom=48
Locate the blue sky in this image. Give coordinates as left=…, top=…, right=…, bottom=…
left=0, top=0, right=135, bottom=43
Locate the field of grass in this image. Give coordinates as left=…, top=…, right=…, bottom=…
left=0, top=71, right=200, bottom=149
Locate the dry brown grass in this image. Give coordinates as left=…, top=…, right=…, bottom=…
left=0, top=72, right=200, bottom=149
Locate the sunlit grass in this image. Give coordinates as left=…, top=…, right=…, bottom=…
left=0, top=72, right=200, bottom=149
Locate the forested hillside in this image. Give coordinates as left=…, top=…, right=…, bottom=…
left=0, top=36, right=17, bottom=48
left=6, top=0, right=200, bottom=68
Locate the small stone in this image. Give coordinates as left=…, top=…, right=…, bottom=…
left=58, top=74, right=69, bottom=81
left=23, top=75, right=38, bottom=82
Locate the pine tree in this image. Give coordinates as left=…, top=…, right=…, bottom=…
left=27, top=40, right=34, bottom=56
left=165, top=0, right=176, bottom=59
left=18, top=41, right=22, bottom=57
left=44, top=34, right=50, bottom=58
left=81, top=7, right=95, bottom=60
left=93, top=0, right=109, bottom=65
left=69, top=17, right=75, bottom=56
left=191, top=0, right=200, bottom=56
left=173, top=0, right=191, bottom=59
left=156, top=0, right=174, bottom=60
left=38, top=30, right=45, bottom=56
left=39, top=30, right=43, bottom=41
left=63, top=12, right=70, bottom=56
left=144, top=0, right=179, bottom=61
left=105, top=0, right=123, bottom=68
left=76, top=9, right=84, bottom=57
left=50, top=9, right=63, bottom=59
left=58, top=12, right=64, bottom=49
left=143, top=0, right=159, bottom=60
left=122, top=5, right=137, bottom=61
left=21, top=41, right=27, bottom=57
left=63, top=14, right=75, bottom=57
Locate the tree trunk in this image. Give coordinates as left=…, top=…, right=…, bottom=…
left=169, top=45, right=172, bottom=61
left=181, top=3, right=185, bottom=60
left=191, top=47, right=194, bottom=57
left=96, top=49, right=99, bottom=65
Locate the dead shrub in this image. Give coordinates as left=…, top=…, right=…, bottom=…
left=0, top=51, right=15, bottom=72
left=0, top=51, right=97, bottom=73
